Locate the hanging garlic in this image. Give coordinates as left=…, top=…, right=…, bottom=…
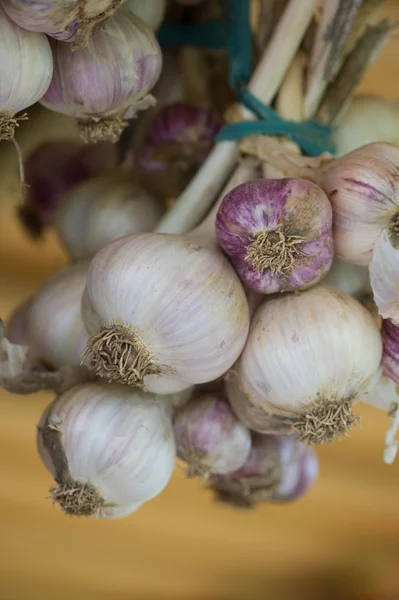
left=321, top=143, right=399, bottom=266
left=173, top=393, right=251, bottom=477
left=2, top=0, right=126, bottom=50
left=210, top=433, right=318, bottom=507
left=125, top=0, right=166, bottom=30
left=80, top=164, right=255, bottom=394
left=40, top=8, right=162, bottom=143
left=29, top=262, right=89, bottom=368
left=215, top=177, right=333, bottom=294
left=37, top=382, right=176, bottom=518
left=234, top=285, right=382, bottom=444
left=55, top=170, right=163, bottom=260
left=369, top=229, right=399, bottom=324
left=324, top=258, right=371, bottom=299
left=0, top=6, right=53, bottom=141
left=333, top=96, right=399, bottom=157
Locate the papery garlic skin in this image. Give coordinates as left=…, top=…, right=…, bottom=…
left=37, top=382, right=176, bottom=518
left=173, top=394, right=251, bottom=477
left=125, top=0, right=166, bottom=30
left=225, top=374, right=293, bottom=435
left=216, top=178, right=333, bottom=294
left=81, top=233, right=250, bottom=393
left=2, top=0, right=126, bottom=49
left=237, top=285, right=382, bottom=444
left=369, top=229, right=399, bottom=324
left=29, top=262, right=89, bottom=368
left=0, top=7, right=53, bottom=141
left=382, top=319, right=399, bottom=385
left=55, top=170, right=163, bottom=260
left=321, top=143, right=399, bottom=265
left=40, top=8, right=162, bottom=143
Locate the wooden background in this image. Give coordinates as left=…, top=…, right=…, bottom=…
left=1, top=7, right=399, bottom=600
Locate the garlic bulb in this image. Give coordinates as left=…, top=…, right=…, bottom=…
left=55, top=170, right=163, bottom=260
left=369, top=229, right=399, bottom=324
left=173, top=393, right=251, bottom=477
left=210, top=433, right=318, bottom=507
left=324, top=258, right=371, bottom=299
left=0, top=6, right=53, bottom=141
left=334, top=96, right=399, bottom=157
left=125, top=0, right=166, bottom=30
left=321, top=143, right=399, bottom=266
left=20, top=140, right=118, bottom=236
left=81, top=231, right=250, bottom=394
left=216, top=178, right=333, bottom=294
left=235, top=285, right=382, bottom=444
left=37, top=382, right=176, bottom=518
left=29, top=262, right=89, bottom=368
left=40, top=8, right=162, bottom=143
left=2, top=0, right=126, bottom=49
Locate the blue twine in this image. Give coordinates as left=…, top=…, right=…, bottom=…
left=156, top=0, right=335, bottom=157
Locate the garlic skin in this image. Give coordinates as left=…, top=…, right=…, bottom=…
left=81, top=233, right=250, bottom=393
left=55, top=170, right=163, bottom=260
left=225, top=374, right=293, bottom=435
left=216, top=178, right=333, bottom=294
left=29, top=262, right=89, bottom=368
left=40, top=8, right=162, bottom=143
left=382, top=319, right=399, bottom=385
left=0, top=7, right=53, bottom=141
left=369, top=229, right=399, bottom=324
left=7, top=297, right=32, bottom=347
left=125, top=0, right=166, bottom=30
left=210, top=433, right=318, bottom=507
left=236, top=285, right=382, bottom=444
left=37, top=382, right=176, bottom=518
left=324, top=258, right=371, bottom=299
left=334, top=96, right=399, bottom=157
left=173, top=393, right=252, bottom=477
left=2, top=0, right=126, bottom=49
left=321, top=143, right=399, bottom=266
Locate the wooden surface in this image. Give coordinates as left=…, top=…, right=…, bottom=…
left=1, top=10, right=399, bottom=600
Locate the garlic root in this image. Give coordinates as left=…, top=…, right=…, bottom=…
left=292, top=398, right=359, bottom=445
left=82, top=325, right=159, bottom=388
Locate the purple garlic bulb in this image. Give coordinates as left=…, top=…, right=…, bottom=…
left=173, top=393, right=252, bottom=477
left=210, top=433, right=318, bottom=508
left=19, top=140, right=117, bottom=236
left=382, top=319, right=399, bottom=384
left=216, top=178, right=334, bottom=294
left=136, top=102, right=220, bottom=173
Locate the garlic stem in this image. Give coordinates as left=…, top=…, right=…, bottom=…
left=276, top=51, right=305, bottom=123
left=155, top=0, right=317, bottom=234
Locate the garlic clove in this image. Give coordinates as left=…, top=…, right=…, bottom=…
left=369, top=229, right=399, bottom=324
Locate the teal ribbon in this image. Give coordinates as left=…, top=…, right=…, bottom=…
left=216, top=90, right=335, bottom=156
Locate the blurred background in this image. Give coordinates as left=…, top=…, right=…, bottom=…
left=0, top=3, right=399, bottom=599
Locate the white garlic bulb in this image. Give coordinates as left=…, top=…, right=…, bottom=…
left=369, top=230, right=399, bottom=324
left=55, top=170, right=164, bottom=260
left=81, top=233, right=250, bottom=394
left=29, top=262, right=89, bottom=368
left=0, top=6, right=53, bottom=141
left=37, top=382, right=176, bottom=518
left=236, top=285, right=382, bottom=444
